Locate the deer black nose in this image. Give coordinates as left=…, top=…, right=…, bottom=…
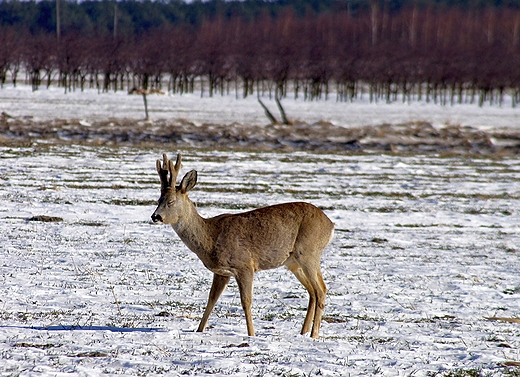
left=152, top=213, right=162, bottom=223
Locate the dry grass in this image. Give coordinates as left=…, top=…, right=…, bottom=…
left=2, top=117, right=520, bottom=155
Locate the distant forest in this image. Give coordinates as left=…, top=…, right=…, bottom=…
left=1, top=0, right=520, bottom=106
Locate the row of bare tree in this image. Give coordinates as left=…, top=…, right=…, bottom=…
left=1, top=6, right=520, bottom=106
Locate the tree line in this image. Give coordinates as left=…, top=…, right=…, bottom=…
left=1, top=1, right=520, bottom=106
left=2, top=0, right=520, bottom=37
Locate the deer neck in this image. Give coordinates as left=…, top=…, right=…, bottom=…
left=171, top=198, right=215, bottom=257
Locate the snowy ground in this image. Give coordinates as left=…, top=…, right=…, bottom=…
left=2, top=147, right=520, bottom=376
left=1, top=84, right=520, bottom=131
left=1, top=85, right=520, bottom=376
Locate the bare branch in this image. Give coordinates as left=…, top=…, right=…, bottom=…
left=258, top=97, right=279, bottom=125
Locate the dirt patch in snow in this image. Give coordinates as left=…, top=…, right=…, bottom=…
left=2, top=114, right=520, bottom=155
left=26, top=215, right=64, bottom=222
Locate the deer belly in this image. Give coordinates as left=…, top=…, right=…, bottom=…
left=252, top=244, right=293, bottom=271
left=202, top=245, right=291, bottom=275
left=208, top=266, right=235, bottom=276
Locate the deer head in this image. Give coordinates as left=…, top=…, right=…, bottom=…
left=151, top=153, right=197, bottom=225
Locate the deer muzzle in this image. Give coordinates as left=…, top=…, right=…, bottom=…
left=151, top=213, right=163, bottom=223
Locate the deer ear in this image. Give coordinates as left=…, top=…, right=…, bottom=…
left=179, top=170, right=197, bottom=193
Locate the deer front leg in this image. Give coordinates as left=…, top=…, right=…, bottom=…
left=236, top=269, right=255, bottom=336
left=197, top=274, right=230, bottom=333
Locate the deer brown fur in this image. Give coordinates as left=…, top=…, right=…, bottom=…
left=151, top=153, right=334, bottom=338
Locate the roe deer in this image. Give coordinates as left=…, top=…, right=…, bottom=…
left=151, top=153, right=334, bottom=338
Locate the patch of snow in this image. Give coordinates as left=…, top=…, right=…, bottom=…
left=1, top=84, right=519, bottom=131
left=1, top=147, right=520, bottom=376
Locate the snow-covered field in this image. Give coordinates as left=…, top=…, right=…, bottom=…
left=1, top=84, right=520, bottom=131
left=1, top=85, right=520, bottom=376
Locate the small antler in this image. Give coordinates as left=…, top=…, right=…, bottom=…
left=156, top=153, right=182, bottom=193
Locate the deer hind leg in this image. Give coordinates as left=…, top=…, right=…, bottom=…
left=308, top=268, right=327, bottom=338
left=235, top=269, right=255, bottom=337
left=288, top=266, right=316, bottom=335
left=197, top=274, right=230, bottom=333
left=286, top=258, right=327, bottom=338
